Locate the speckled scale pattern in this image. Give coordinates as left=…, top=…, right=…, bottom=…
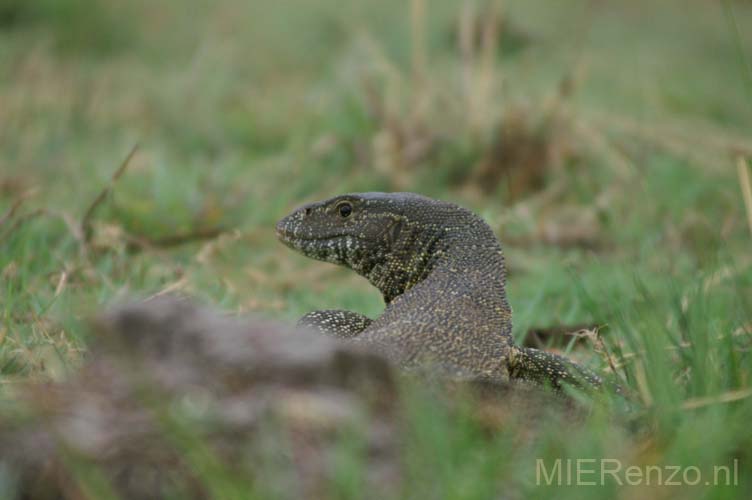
left=299, top=310, right=373, bottom=339
left=277, top=192, right=605, bottom=389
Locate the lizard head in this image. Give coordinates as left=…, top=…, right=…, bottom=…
left=276, top=192, right=408, bottom=266
left=276, top=192, right=453, bottom=301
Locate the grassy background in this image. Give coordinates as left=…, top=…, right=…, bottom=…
left=1, top=0, right=752, bottom=497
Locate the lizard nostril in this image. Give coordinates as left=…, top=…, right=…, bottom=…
left=304, top=207, right=312, bottom=216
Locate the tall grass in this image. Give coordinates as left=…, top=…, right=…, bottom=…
left=1, top=0, right=751, bottom=498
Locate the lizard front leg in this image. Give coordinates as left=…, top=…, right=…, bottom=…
left=298, top=310, right=373, bottom=339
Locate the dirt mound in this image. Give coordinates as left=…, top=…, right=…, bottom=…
left=0, top=297, right=398, bottom=499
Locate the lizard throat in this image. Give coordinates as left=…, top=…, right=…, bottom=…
left=357, top=232, right=446, bottom=304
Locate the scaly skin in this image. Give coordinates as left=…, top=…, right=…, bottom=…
left=277, top=192, right=605, bottom=390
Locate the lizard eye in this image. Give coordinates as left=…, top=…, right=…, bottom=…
left=337, top=202, right=352, bottom=218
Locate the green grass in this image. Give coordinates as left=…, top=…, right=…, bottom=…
left=1, top=0, right=752, bottom=497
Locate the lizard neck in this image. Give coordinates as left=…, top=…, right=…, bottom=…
left=356, top=220, right=448, bottom=303
left=356, top=214, right=508, bottom=307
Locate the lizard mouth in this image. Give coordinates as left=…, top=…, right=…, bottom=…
left=275, top=226, right=294, bottom=242
left=275, top=225, right=350, bottom=246
left=274, top=219, right=304, bottom=244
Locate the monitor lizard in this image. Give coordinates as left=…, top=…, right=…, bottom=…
left=276, top=192, right=608, bottom=391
